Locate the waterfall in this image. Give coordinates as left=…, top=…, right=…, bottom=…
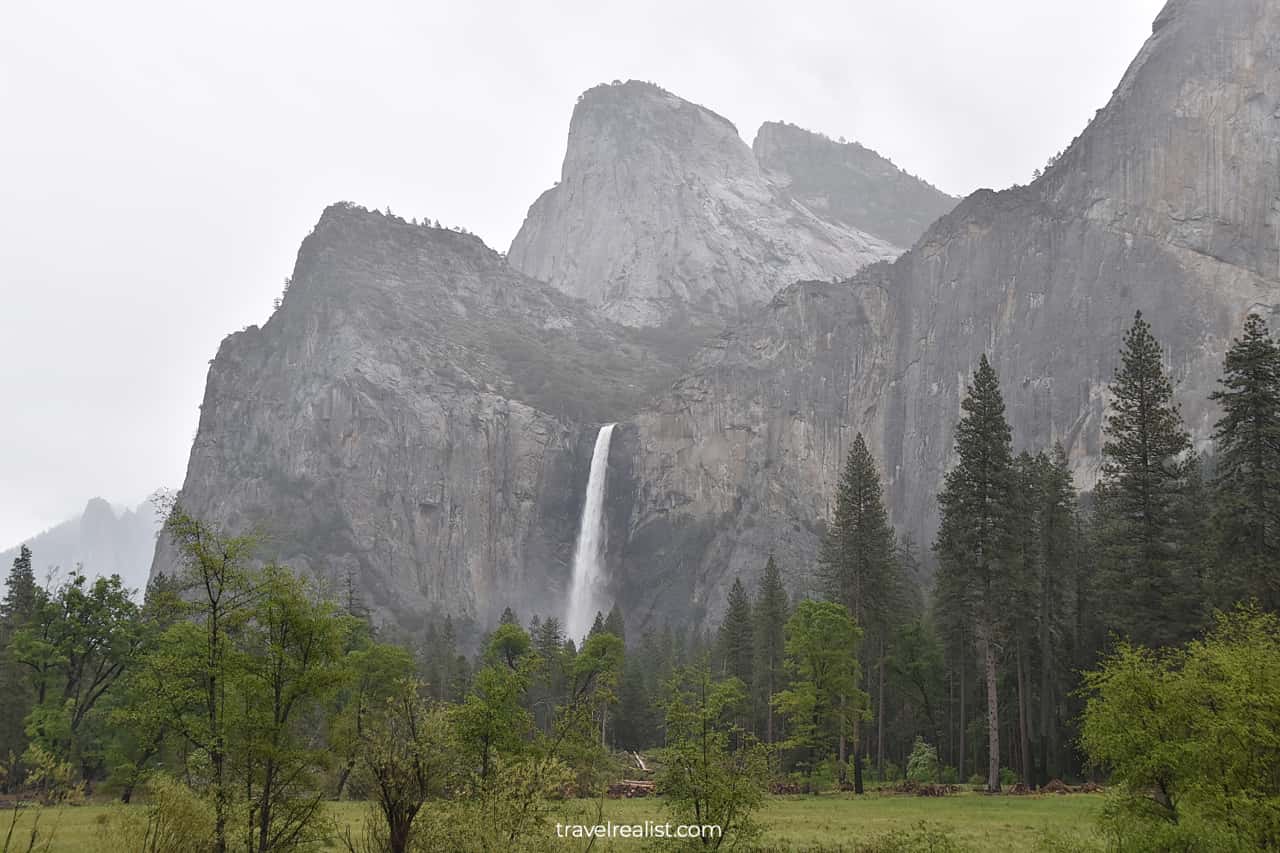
left=566, top=423, right=616, bottom=640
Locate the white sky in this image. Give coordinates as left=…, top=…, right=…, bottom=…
left=0, top=0, right=1167, bottom=548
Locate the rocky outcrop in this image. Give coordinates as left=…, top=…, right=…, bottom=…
left=152, top=204, right=689, bottom=626
left=3, top=497, right=162, bottom=595
left=753, top=121, right=957, bottom=250
left=615, top=0, right=1280, bottom=625
left=507, top=81, right=901, bottom=327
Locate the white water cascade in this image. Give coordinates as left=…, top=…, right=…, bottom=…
left=566, top=423, right=616, bottom=640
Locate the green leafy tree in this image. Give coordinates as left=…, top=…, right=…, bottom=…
left=13, top=570, right=142, bottom=781
left=1080, top=606, right=1280, bottom=851
left=659, top=665, right=768, bottom=850
left=330, top=641, right=416, bottom=800
left=348, top=679, right=457, bottom=853
left=1211, top=313, right=1280, bottom=609
left=233, top=565, right=356, bottom=853
left=933, top=354, right=1016, bottom=792
left=453, top=625, right=538, bottom=780
left=772, top=600, right=866, bottom=785
left=1096, top=312, right=1199, bottom=647
left=905, top=737, right=940, bottom=784
left=144, top=507, right=259, bottom=853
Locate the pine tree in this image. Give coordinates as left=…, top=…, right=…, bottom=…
left=934, top=354, right=1016, bottom=792
left=753, top=555, right=788, bottom=745
left=588, top=611, right=606, bottom=638
left=1, top=545, right=37, bottom=622
left=604, top=604, right=626, bottom=642
left=1035, top=444, right=1077, bottom=783
left=818, top=432, right=906, bottom=788
left=818, top=433, right=899, bottom=630
left=1210, top=313, right=1280, bottom=609
left=717, top=578, right=755, bottom=689
left=1097, top=311, right=1198, bottom=647
left=0, top=545, right=39, bottom=782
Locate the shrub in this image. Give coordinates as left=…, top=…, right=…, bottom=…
left=999, top=767, right=1019, bottom=788
left=91, top=774, right=215, bottom=853
left=849, top=821, right=972, bottom=852
left=905, top=738, right=939, bottom=784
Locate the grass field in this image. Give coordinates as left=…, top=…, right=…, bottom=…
left=2, top=791, right=1106, bottom=851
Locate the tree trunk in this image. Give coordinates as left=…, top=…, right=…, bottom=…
left=1016, top=637, right=1032, bottom=787
left=977, top=621, right=1000, bottom=792
left=852, top=735, right=864, bottom=794
left=958, top=638, right=966, bottom=782
left=1038, top=597, right=1053, bottom=787
left=877, top=638, right=886, bottom=781
left=335, top=762, right=353, bottom=800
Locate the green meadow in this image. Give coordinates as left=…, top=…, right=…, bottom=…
left=3, top=791, right=1106, bottom=852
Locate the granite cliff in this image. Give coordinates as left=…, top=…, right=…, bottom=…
left=507, top=81, right=937, bottom=327
left=158, top=0, right=1278, bottom=632
left=613, top=0, right=1280, bottom=625
left=157, top=82, right=954, bottom=626
left=152, top=205, right=693, bottom=626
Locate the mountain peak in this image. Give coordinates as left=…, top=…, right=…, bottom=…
left=753, top=121, right=957, bottom=249
left=508, top=83, right=914, bottom=326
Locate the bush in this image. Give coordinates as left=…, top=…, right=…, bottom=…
left=411, top=757, right=574, bottom=853
left=939, top=765, right=959, bottom=784
left=91, top=775, right=215, bottom=853
left=999, top=767, right=1019, bottom=788
left=905, top=738, right=939, bottom=784
left=848, top=821, right=972, bottom=852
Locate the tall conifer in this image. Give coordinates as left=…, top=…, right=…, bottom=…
left=1210, top=313, right=1280, bottom=608
left=934, top=354, right=1016, bottom=792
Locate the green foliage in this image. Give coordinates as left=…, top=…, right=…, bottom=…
left=933, top=354, right=1016, bottom=792
left=819, top=433, right=903, bottom=634
left=753, top=556, right=789, bottom=747
left=12, top=570, right=142, bottom=774
left=659, top=665, right=769, bottom=849
left=91, top=774, right=215, bottom=853
left=773, top=601, right=866, bottom=779
left=847, top=821, right=971, bottom=853
left=1096, top=311, right=1201, bottom=647
left=410, top=756, right=573, bottom=853
left=347, top=680, right=457, bottom=853
left=1210, top=313, right=1280, bottom=610
left=905, top=738, right=939, bottom=784
left=1080, top=606, right=1280, bottom=850
left=717, top=578, right=755, bottom=691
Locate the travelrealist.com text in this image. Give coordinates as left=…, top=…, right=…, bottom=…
left=554, top=821, right=724, bottom=840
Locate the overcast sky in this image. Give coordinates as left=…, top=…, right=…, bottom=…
left=0, top=0, right=1167, bottom=549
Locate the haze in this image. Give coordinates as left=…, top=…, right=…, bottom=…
left=0, top=0, right=1166, bottom=548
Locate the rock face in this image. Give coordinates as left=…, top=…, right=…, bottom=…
left=507, top=81, right=905, bottom=327
left=753, top=121, right=958, bottom=250
left=3, top=497, right=161, bottom=595
left=615, top=0, right=1280, bottom=625
left=158, top=0, right=1280, bottom=633
left=152, top=204, right=690, bottom=627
